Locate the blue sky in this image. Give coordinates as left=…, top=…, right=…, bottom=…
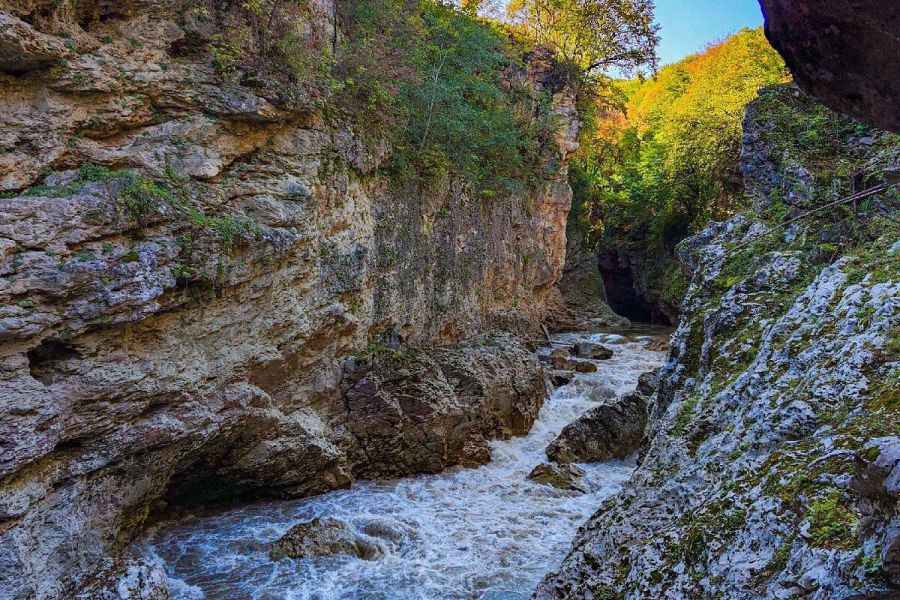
left=654, top=0, right=765, bottom=66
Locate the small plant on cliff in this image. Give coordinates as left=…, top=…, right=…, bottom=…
left=808, top=491, right=859, bottom=550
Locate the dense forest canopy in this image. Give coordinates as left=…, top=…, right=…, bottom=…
left=329, top=0, right=660, bottom=194
left=200, top=0, right=659, bottom=196
left=570, top=27, right=791, bottom=310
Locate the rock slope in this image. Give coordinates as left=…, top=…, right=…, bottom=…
left=0, top=1, right=576, bottom=597
left=537, top=85, right=900, bottom=599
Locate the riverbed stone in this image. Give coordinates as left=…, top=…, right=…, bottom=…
left=574, top=360, right=598, bottom=373
left=572, top=343, right=613, bottom=360
left=546, top=392, right=648, bottom=464
left=549, top=370, right=576, bottom=387
left=269, top=517, right=386, bottom=561
left=528, top=463, right=588, bottom=493
left=637, top=369, right=660, bottom=397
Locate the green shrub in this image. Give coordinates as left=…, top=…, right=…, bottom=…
left=808, top=491, right=859, bottom=550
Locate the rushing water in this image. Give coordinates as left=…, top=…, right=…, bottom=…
left=136, top=329, right=669, bottom=600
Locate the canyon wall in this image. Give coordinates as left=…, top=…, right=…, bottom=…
left=0, top=2, right=578, bottom=597
left=537, top=85, right=900, bottom=599
left=760, top=0, right=900, bottom=133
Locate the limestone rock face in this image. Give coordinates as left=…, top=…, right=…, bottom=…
left=545, top=392, right=648, bottom=464
left=546, top=223, right=629, bottom=331
left=760, top=0, right=900, bottom=132
left=0, top=1, right=575, bottom=597
left=340, top=333, right=547, bottom=476
left=536, top=86, right=900, bottom=600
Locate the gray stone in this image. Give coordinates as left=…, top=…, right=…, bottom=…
left=268, top=517, right=386, bottom=561
left=574, top=360, right=597, bottom=374
left=546, top=392, right=648, bottom=464
left=528, top=463, right=588, bottom=493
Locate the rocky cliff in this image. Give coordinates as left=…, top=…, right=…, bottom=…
left=760, top=0, right=900, bottom=133
left=0, top=2, right=579, bottom=597
left=537, top=85, right=900, bottom=599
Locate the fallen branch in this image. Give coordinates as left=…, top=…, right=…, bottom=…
left=730, top=182, right=898, bottom=251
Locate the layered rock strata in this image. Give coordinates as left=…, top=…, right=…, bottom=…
left=0, top=1, right=575, bottom=597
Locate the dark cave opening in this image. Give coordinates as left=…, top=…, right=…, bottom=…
left=27, top=339, right=80, bottom=385
left=598, top=255, right=672, bottom=326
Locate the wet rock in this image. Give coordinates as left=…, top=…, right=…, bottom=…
left=72, top=559, right=170, bottom=600
left=358, top=517, right=417, bottom=546
left=574, top=361, right=597, bottom=374
left=528, top=463, right=588, bottom=493
left=546, top=392, right=648, bottom=464
left=592, top=346, right=614, bottom=360
left=572, top=342, right=613, bottom=360
left=542, top=346, right=577, bottom=371
left=643, top=338, right=669, bottom=352
left=572, top=342, right=594, bottom=358
left=637, top=369, right=660, bottom=397
left=549, top=370, right=576, bottom=387
left=269, top=517, right=386, bottom=561
left=342, top=333, right=546, bottom=477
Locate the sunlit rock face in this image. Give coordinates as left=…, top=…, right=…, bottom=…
left=0, top=1, right=578, bottom=597
left=536, top=85, right=900, bottom=600
left=759, top=0, right=900, bottom=132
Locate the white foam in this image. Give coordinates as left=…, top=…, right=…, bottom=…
left=137, top=330, right=669, bottom=600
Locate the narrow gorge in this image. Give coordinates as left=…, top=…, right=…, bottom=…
left=0, top=1, right=897, bottom=599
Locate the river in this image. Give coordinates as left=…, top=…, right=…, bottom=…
left=135, top=329, right=669, bottom=600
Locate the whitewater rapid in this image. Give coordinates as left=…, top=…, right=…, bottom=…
left=136, top=329, right=669, bottom=600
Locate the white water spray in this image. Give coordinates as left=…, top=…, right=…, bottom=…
left=137, top=330, right=668, bottom=600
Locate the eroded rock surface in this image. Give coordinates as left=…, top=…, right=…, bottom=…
left=536, top=85, right=900, bottom=600
left=0, top=1, right=576, bottom=597
left=529, top=463, right=588, bottom=493
left=547, top=223, right=630, bottom=331
left=71, top=560, right=170, bottom=600
left=545, top=392, right=648, bottom=465
left=760, top=0, right=900, bottom=132
left=339, top=333, right=547, bottom=476
left=268, top=517, right=387, bottom=562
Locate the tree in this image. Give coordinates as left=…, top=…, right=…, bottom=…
left=507, top=0, right=659, bottom=78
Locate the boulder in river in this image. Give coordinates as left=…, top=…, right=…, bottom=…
left=574, top=361, right=598, bottom=374
left=637, top=369, right=660, bottom=397
left=546, top=392, right=648, bottom=464
left=572, top=342, right=613, bottom=360
left=528, top=463, right=588, bottom=493
left=643, top=337, right=669, bottom=352
left=549, top=370, right=576, bottom=387
left=269, top=517, right=386, bottom=561
left=544, top=346, right=577, bottom=370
